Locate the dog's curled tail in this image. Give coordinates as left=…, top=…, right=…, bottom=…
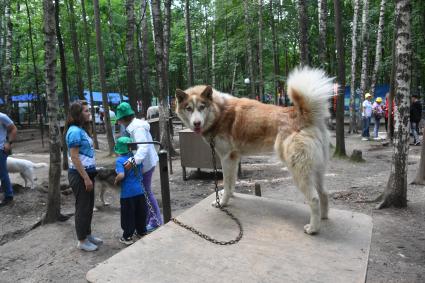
left=287, top=66, right=334, bottom=127
left=34, top=163, right=48, bottom=168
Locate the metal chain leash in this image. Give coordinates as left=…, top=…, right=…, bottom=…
left=171, top=138, right=243, bottom=245
left=127, top=157, right=162, bottom=228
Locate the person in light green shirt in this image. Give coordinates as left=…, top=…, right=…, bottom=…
left=109, top=109, right=117, bottom=141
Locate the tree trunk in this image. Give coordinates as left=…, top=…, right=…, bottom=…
left=203, top=6, right=209, bottom=84
left=65, top=0, right=85, bottom=100
left=370, top=0, right=387, bottom=97
left=388, top=13, right=398, bottom=142
left=211, top=10, right=216, bottom=87
left=125, top=0, right=138, bottom=111
left=318, top=0, right=328, bottom=69
left=0, top=2, right=4, bottom=98
left=298, top=0, right=310, bottom=66
left=162, top=0, right=175, bottom=156
left=184, top=0, right=194, bottom=86
left=378, top=0, right=411, bottom=209
left=349, top=0, right=360, bottom=134
left=163, top=0, right=171, bottom=101
left=139, top=0, right=151, bottom=117
left=25, top=0, right=44, bottom=147
left=43, top=0, right=62, bottom=224
left=93, top=0, right=115, bottom=155
left=358, top=0, right=370, bottom=128
left=55, top=0, right=71, bottom=170
left=270, top=0, right=279, bottom=105
left=151, top=0, right=174, bottom=154
left=106, top=0, right=124, bottom=100
left=243, top=0, right=255, bottom=99
left=81, top=0, right=99, bottom=149
left=257, top=0, right=264, bottom=102
left=333, top=0, right=346, bottom=157
left=3, top=0, right=12, bottom=111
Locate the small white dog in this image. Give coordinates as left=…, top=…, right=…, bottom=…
left=146, top=106, right=160, bottom=120
left=7, top=157, right=48, bottom=189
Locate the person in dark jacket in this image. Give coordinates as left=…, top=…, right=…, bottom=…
left=410, top=94, right=422, bottom=145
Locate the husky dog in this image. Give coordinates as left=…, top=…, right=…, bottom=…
left=7, top=157, right=48, bottom=189
left=175, top=67, right=333, bottom=234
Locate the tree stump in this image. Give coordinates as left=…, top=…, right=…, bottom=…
left=350, top=149, right=365, bottom=162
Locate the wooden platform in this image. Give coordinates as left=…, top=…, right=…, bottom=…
left=87, top=193, right=373, bottom=283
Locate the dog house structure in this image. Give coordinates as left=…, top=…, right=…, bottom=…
left=178, top=129, right=222, bottom=180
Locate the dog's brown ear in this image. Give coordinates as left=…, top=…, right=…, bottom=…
left=175, top=89, right=188, bottom=103
left=201, top=85, right=213, bottom=101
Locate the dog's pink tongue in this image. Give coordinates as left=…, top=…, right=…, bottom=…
left=193, top=127, right=201, bottom=134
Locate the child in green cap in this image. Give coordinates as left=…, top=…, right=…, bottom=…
left=114, top=136, right=148, bottom=245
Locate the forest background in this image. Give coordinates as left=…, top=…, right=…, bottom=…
left=0, top=0, right=424, bottom=111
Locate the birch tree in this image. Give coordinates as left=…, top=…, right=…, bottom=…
left=349, top=0, right=360, bottom=133
left=81, top=0, right=99, bottom=149
left=358, top=0, right=370, bottom=126
left=258, top=0, right=264, bottom=102
left=184, top=0, right=194, bottom=86
left=243, top=0, right=255, bottom=99
left=318, top=0, right=328, bottom=69
left=65, top=0, right=85, bottom=100
left=369, top=0, right=387, bottom=97
left=93, top=0, right=115, bottom=155
left=378, top=0, right=412, bottom=209
left=3, top=0, right=12, bottom=110
left=125, top=0, right=137, bottom=111
left=0, top=2, right=4, bottom=98
left=270, top=0, right=279, bottom=104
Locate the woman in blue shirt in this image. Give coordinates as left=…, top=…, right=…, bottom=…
left=65, top=101, right=102, bottom=252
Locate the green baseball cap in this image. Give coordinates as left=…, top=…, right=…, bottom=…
left=116, top=102, right=135, bottom=120
left=114, top=136, right=133, bottom=154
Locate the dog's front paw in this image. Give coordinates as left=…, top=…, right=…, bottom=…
left=303, top=224, right=319, bottom=235
left=210, top=197, right=229, bottom=207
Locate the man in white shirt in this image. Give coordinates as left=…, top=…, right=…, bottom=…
left=362, top=93, right=373, bottom=141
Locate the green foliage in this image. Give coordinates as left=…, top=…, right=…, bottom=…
left=1, top=0, right=424, bottom=105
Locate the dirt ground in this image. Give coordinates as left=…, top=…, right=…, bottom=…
left=0, top=125, right=424, bottom=282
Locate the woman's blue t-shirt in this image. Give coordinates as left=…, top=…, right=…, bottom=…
left=66, top=125, right=96, bottom=172
left=115, top=153, right=145, bottom=199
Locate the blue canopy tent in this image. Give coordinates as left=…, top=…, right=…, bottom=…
left=343, top=84, right=389, bottom=113
left=83, top=90, right=128, bottom=104
left=0, top=94, right=38, bottom=104
left=12, top=93, right=39, bottom=102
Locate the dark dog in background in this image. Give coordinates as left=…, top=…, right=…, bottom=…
left=95, top=167, right=118, bottom=207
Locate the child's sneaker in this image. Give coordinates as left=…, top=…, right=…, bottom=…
left=77, top=239, right=98, bottom=252
left=146, top=224, right=159, bottom=232
left=133, top=232, right=146, bottom=240
left=119, top=236, right=134, bottom=246
left=87, top=235, right=103, bottom=246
